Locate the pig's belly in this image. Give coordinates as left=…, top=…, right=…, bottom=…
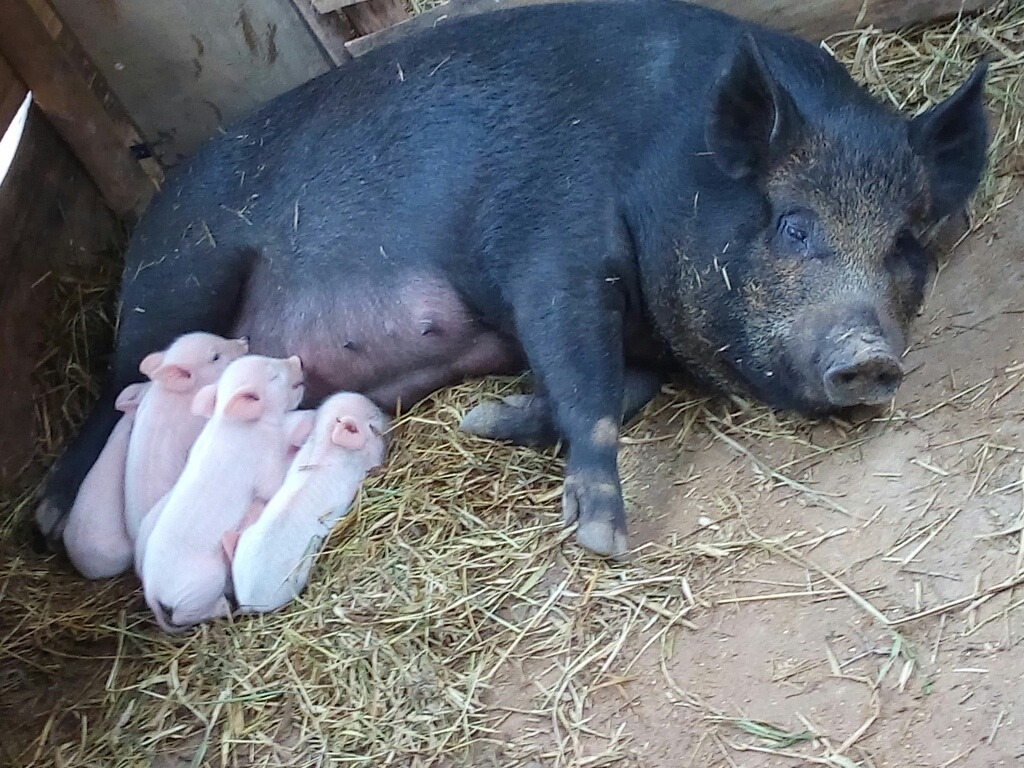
left=232, top=273, right=524, bottom=411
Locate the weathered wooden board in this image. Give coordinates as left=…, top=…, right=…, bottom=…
left=0, top=0, right=154, bottom=216
left=0, top=56, right=28, bottom=139
left=49, top=0, right=334, bottom=166
left=343, top=0, right=412, bottom=37
left=289, top=0, right=357, bottom=66
left=313, top=0, right=369, bottom=13
left=0, top=104, right=119, bottom=476
left=346, top=0, right=996, bottom=57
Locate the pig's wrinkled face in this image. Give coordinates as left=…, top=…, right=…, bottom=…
left=730, top=130, right=932, bottom=413
left=655, top=38, right=988, bottom=417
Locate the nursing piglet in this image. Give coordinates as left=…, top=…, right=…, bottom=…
left=231, top=392, right=388, bottom=614
left=140, top=355, right=309, bottom=633
left=62, top=383, right=149, bottom=579
left=124, top=332, right=249, bottom=540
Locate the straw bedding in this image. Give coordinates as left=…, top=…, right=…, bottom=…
left=1, top=2, right=1022, bottom=766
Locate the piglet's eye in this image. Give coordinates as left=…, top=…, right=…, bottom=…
left=212, top=353, right=221, bottom=362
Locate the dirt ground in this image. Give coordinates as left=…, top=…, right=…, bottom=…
left=483, top=196, right=1024, bottom=766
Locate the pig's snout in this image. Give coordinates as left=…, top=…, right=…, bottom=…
left=822, top=336, right=903, bottom=408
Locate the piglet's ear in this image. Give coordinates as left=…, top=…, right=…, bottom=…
left=191, top=384, right=218, bottom=419
left=288, top=411, right=316, bottom=448
left=150, top=363, right=194, bottom=393
left=223, top=388, right=265, bottom=421
left=706, top=33, right=803, bottom=180
left=139, top=351, right=164, bottom=379
left=115, top=382, right=147, bottom=413
left=332, top=417, right=367, bottom=451
left=909, top=60, right=989, bottom=221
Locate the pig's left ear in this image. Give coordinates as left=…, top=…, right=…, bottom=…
left=909, top=60, right=989, bottom=221
left=706, top=33, right=804, bottom=180
left=332, top=417, right=367, bottom=451
left=139, top=351, right=164, bottom=379
left=223, top=388, right=265, bottom=421
left=191, top=384, right=218, bottom=419
left=150, top=363, right=194, bottom=393
left=288, top=411, right=316, bottom=448
left=115, top=382, right=147, bottom=413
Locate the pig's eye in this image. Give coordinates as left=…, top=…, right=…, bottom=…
left=212, top=353, right=221, bottom=362
left=779, top=215, right=808, bottom=245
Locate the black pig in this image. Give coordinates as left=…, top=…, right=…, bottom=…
left=36, top=0, right=988, bottom=558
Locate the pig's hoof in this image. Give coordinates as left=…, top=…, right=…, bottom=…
left=459, top=395, right=557, bottom=447
left=576, top=518, right=629, bottom=559
left=34, top=498, right=69, bottom=554
left=561, top=476, right=629, bottom=559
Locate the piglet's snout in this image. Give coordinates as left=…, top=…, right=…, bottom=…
left=823, top=333, right=903, bottom=407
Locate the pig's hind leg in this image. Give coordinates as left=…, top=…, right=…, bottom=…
left=35, top=245, right=255, bottom=553
left=460, top=369, right=663, bottom=448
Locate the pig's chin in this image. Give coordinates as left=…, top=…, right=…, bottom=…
left=725, top=353, right=839, bottom=419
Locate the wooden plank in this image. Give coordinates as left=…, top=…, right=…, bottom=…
left=49, top=0, right=333, bottom=166
left=0, top=103, right=119, bottom=475
left=313, top=0, right=369, bottom=14
left=342, top=0, right=412, bottom=37
left=0, top=0, right=153, bottom=216
left=0, top=55, right=29, bottom=139
left=289, top=0, right=357, bottom=66
left=346, top=0, right=997, bottom=57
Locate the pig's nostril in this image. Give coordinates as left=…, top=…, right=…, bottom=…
left=824, top=353, right=903, bottom=407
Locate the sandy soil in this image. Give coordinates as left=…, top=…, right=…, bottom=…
left=485, top=196, right=1024, bottom=766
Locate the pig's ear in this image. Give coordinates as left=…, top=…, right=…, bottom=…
left=150, top=363, right=194, bottom=393
left=909, top=60, right=989, bottom=221
left=332, top=417, right=367, bottom=451
left=115, top=383, right=147, bottom=413
left=288, top=411, right=315, bottom=448
left=191, top=384, right=218, bottom=419
left=139, top=351, right=164, bottom=379
left=223, top=388, right=265, bottom=421
left=706, top=33, right=802, bottom=180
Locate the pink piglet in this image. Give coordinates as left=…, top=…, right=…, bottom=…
left=231, top=392, right=388, bottom=613
left=139, top=354, right=310, bottom=633
left=63, top=382, right=150, bottom=579
left=123, top=332, right=249, bottom=541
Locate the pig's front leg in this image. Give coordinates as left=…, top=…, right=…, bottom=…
left=460, top=368, right=663, bottom=448
left=510, top=273, right=630, bottom=558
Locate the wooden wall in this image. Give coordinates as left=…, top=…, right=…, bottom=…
left=49, top=0, right=335, bottom=166
left=0, top=104, right=119, bottom=476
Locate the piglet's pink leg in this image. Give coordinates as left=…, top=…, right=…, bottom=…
left=221, top=498, right=266, bottom=562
